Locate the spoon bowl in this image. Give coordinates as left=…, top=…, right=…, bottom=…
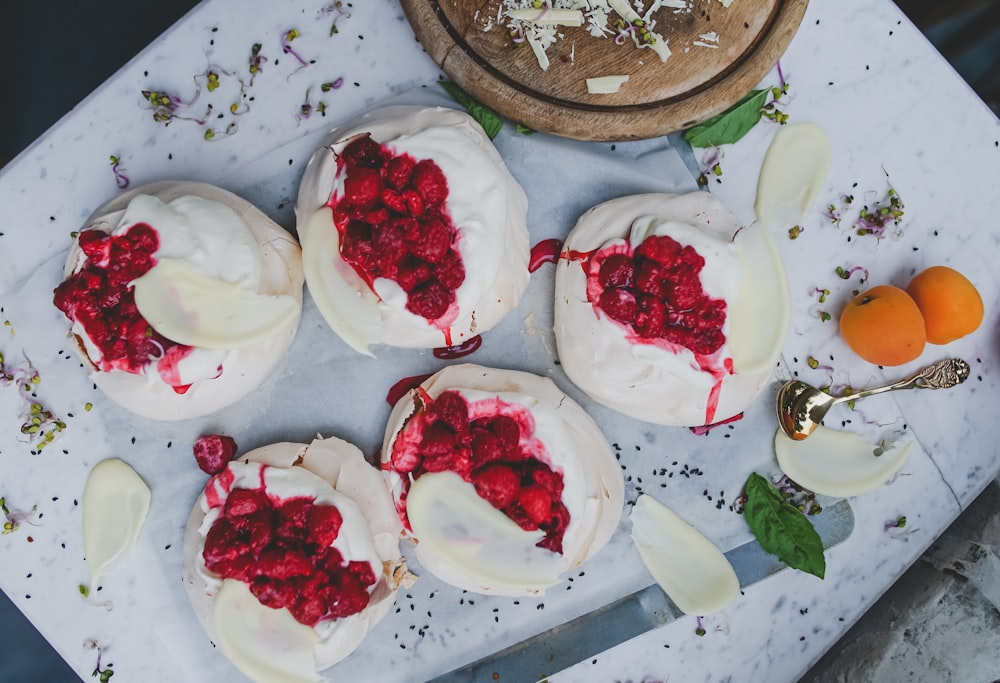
left=776, top=358, right=971, bottom=440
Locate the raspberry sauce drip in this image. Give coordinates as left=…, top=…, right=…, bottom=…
left=201, top=469, right=376, bottom=627
left=327, top=135, right=466, bottom=324
left=52, top=224, right=195, bottom=389
left=528, top=238, right=563, bottom=273
left=389, top=391, right=570, bottom=554
left=689, top=412, right=744, bottom=436
left=433, top=334, right=482, bottom=360
left=385, top=373, right=434, bottom=407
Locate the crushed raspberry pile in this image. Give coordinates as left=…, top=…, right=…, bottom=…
left=202, top=485, right=376, bottom=626
left=591, top=235, right=727, bottom=355
left=52, top=224, right=194, bottom=382
left=390, top=391, right=569, bottom=553
left=330, top=135, right=466, bottom=321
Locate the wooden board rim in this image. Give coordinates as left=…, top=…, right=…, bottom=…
left=402, top=0, right=809, bottom=141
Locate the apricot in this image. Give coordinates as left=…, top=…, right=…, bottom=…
left=839, top=285, right=926, bottom=366
left=906, top=266, right=984, bottom=344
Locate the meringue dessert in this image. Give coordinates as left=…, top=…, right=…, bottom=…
left=381, top=364, right=624, bottom=596
left=52, top=181, right=304, bottom=420
left=554, top=192, right=790, bottom=427
left=295, top=105, right=529, bottom=355
left=183, top=437, right=407, bottom=682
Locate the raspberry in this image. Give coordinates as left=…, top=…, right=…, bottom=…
left=517, top=485, right=554, bottom=526
left=408, top=218, right=452, bottom=263
left=384, top=155, right=415, bottom=189
left=396, top=257, right=432, bottom=292
left=598, top=254, right=634, bottom=288
left=124, top=223, right=159, bottom=254
left=598, top=288, right=636, bottom=324
left=203, top=518, right=241, bottom=565
left=317, top=546, right=346, bottom=574
left=529, top=466, right=564, bottom=499
left=371, top=223, right=408, bottom=274
left=391, top=446, right=422, bottom=473
left=410, top=160, right=448, bottom=207
left=340, top=221, right=374, bottom=267
left=433, top=249, right=466, bottom=290
left=431, top=391, right=469, bottom=432
left=342, top=167, right=383, bottom=208
left=666, top=272, right=703, bottom=309
left=239, top=510, right=275, bottom=554
left=634, top=259, right=667, bottom=298
left=402, top=189, right=425, bottom=217
left=472, top=464, right=521, bottom=509
left=346, top=560, right=377, bottom=586
left=292, top=588, right=330, bottom=625
left=635, top=294, right=668, bottom=337
left=406, top=280, right=452, bottom=320
left=224, top=488, right=271, bottom=517
left=308, top=504, right=343, bottom=548
left=688, top=327, right=725, bottom=355
left=381, top=189, right=408, bottom=214
left=341, top=135, right=385, bottom=168
left=192, top=434, right=238, bottom=475
left=325, top=570, right=372, bottom=619
left=77, top=229, right=112, bottom=266
left=421, top=422, right=460, bottom=458
left=258, top=546, right=314, bottom=579
left=250, top=577, right=295, bottom=610
left=489, top=415, right=520, bottom=454
left=470, top=428, right=505, bottom=468
left=537, top=502, right=570, bottom=553
left=677, top=244, right=705, bottom=270
left=636, top=235, right=682, bottom=265
left=275, top=498, right=314, bottom=541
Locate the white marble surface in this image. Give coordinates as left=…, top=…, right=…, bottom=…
left=0, top=1, right=997, bottom=682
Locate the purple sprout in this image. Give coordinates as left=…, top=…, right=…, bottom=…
left=281, top=29, right=309, bottom=67
left=108, top=155, right=129, bottom=189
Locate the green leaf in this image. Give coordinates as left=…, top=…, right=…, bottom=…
left=438, top=81, right=503, bottom=139
left=743, top=473, right=826, bottom=579
left=515, top=122, right=536, bottom=136
left=683, top=88, right=769, bottom=148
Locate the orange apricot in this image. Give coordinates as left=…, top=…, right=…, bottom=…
left=906, top=265, right=984, bottom=344
left=839, top=285, right=926, bottom=366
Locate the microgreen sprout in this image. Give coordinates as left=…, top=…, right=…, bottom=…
left=248, top=43, right=267, bottom=84
left=695, top=615, right=706, bottom=636
left=854, top=187, right=905, bottom=238
left=88, top=643, right=114, bottom=683
left=203, top=123, right=238, bottom=141
left=884, top=516, right=907, bottom=532
left=320, top=78, right=344, bottom=92
left=762, top=61, right=790, bottom=124
left=835, top=265, right=869, bottom=282
left=1, top=496, right=37, bottom=535
left=813, top=287, right=830, bottom=303
left=515, top=123, right=536, bottom=135
left=108, top=156, right=129, bottom=189
left=319, top=1, right=351, bottom=36
left=788, top=225, right=803, bottom=239
left=696, top=147, right=724, bottom=187
left=295, top=87, right=315, bottom=124
left=771, top=474, right=822, bottom=515
left=141, top=89, right=205, bottom=126
left=281, top=29, right=309, bottom=67
left=819, top=311, right=832, bottom=323
left=0, top=352, right=65, bottom=450
left=79, top=584, right=90, bottom=598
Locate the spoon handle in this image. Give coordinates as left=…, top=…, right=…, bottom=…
left=837, top=358, right=971, bottom=403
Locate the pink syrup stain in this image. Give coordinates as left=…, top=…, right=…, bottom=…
left=689, top=412, right=744, bottom=436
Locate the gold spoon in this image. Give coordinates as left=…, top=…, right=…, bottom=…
left=776, top=358, right=971, bottom=441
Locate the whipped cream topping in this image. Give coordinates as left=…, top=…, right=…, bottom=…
left=381, top=364, right=624, bottom=596
left=63, top=181, right=303, bottom=420
left=183, top=438, right=406, bottom=677
left=296, top=105, right=529, bottom=355
left=554, top=192, right=790, bottom=426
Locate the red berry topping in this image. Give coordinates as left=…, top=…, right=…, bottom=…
left=202, top=474, right=376, bottom=627
left=388, top=390, right=570, bottom=553
left=329, top=136, right=466, bottom=323
left=52, top=223, right=196, bottom=387
left=591, top=235, right=727, bottom=355
left=193, top=435, right=239, bottom=475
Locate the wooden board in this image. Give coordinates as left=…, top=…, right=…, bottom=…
left=401, top=0, right=808, bottom=141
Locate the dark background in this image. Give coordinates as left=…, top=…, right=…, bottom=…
left=0, top=1, right=997, bottom=681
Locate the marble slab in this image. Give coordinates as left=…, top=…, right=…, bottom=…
left=0, top=0, right=997, bottom=682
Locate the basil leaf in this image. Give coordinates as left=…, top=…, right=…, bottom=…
left=683, top=88, right=769, bottom=148
left=743, top=473, right=826, bottom=579
left=438, top=81, right=503, bottom=140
